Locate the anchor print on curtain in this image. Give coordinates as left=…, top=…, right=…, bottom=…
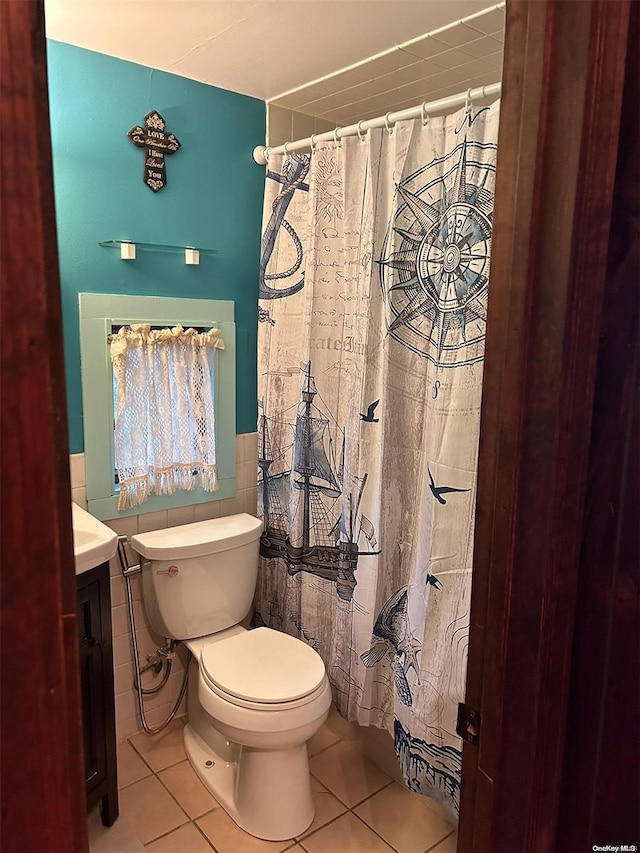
left=255, top=102, right=500, bottom=817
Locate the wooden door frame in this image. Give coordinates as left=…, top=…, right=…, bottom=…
left=459, top=1, right=632, bottom=850
left=0, top=0, right=633, bottom=849
left=0, top=1, right=88, bottom=850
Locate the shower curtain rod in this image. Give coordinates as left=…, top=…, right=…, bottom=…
left=253, top=81, right=501, bottom=165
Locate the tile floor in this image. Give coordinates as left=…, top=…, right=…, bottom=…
left=98, top=718, right=457, bottom=853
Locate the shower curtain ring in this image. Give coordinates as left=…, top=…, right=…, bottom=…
left=283, top=141, right=291, bottom=156
left=465, top=88, right=473, bottom=114
left=310, top=133, right=318, bottom=153
left=384, top=112, right=394, bottom=134
left=421, top=102, right=430, bottom=127
left=357, top=120, right=367, bottom=143
left=333, top=127, right=342, bottom=148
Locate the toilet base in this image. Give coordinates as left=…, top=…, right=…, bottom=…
left=184, top=723, right=315, bottom=841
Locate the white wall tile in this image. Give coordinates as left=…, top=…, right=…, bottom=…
left=71, top=487, right=87, bottom=509
left=69, top=453, right=86, bottom=489
left=114, top=661, right=135, bottom=696
left=105, top=515, right=139, bottom=538
left=110, top=573, right=141, bottom=608
left=114, top=670, right=188, bottom=738
left=133, top=625, right=164, bottom=660
left=112, top=632, right=134, bottom=667
left=483, top=53, right=505, bottom=76
left=167, top=505, right=196, bottom=528
left=111, top=604, right=130, bottom=640
left=137, top=510, right=168, bottom=533
left=112, top=599, right=147, bottom=639
left=111, top=574, right=127, bottom=609
left=276, top=78, right=338, bottom=109
left=235, top=433, right=246, bottom=463
left=300, top=88, right=355, bottom=114
left=452, top=57, right=499, bottom=80
left=217, top=494, right=244, bottom=518
left=193, top=501, right=221, bottom=522
left=466, top=7, right=505, bottom=35
left=400, top=35, right=450, bottom=61
left=114, top=652, right=186, bottom=698
left=142, top=698, right=188, bottom=730
left=244, top=432, right=258, bottom=464
left=113, top=624, right=165, bottom=667
left=109, top=555, right=121, bottom=578
left=116, top=715, right=140, bottom=742
left=174, top=643, right=189, bottom=670
left=458, top=35, right=504, bottom=60
left=433, top=22, right=488, bottom=48
left=238, top=459, right=258, bottom=491
left=115, top=689, right=138, bottom=728
left=141, top=670, right=188, bottom=713
left=243, top=488, right=258, bottom=517
left=292, top=110, right=315, bottom=141
left=267, top=105, right=293, bottom=147
left=421, top=46, right=477, bottom=70
left=314, top=117, right=336, bottom=135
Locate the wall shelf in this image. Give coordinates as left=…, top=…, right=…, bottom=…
left=98, top=240, right=217, bottom=264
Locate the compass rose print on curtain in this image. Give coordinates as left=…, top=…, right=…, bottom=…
left=379, top=133, right=494, bottom=372
left=255, top=102, right=500, bottom=819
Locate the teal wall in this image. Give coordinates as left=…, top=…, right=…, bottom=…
left=46, top=41, right=264, bottom=453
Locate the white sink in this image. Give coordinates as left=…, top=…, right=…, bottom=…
left=72, top=502, right=118, bottom=574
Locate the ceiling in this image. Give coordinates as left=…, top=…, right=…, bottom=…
left=44, top=0, right=500, bottom=102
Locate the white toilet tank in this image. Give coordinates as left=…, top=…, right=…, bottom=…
left=131, top=513, right=263, bottom=640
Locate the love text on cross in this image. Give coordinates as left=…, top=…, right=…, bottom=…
left=127, top=110, right=181, bottom=193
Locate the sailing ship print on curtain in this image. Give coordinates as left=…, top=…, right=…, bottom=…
left=255, top=102, right=500, bottom=817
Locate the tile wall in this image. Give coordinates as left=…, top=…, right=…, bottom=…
left=70, top=433, right=259, bottom=741
left=269, top=5, right=505, bottom=128
left=72, top=435, right=452, bottom=828
left=267, top=105, right=336, bottom=147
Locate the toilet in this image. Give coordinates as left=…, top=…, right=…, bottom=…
left=131, top=513, right=332, bottom=841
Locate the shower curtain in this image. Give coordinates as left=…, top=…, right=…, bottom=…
left=255, top=101, right=499, bottom=817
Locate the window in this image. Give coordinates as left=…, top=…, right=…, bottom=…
left=79, top=293, right=236, bottom=519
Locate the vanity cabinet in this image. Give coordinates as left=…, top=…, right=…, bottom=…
left=77, top=561, right=118, bottom=826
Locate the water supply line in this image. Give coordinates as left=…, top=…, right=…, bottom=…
left=117, top=536, right=189, bottom=735
left=133, top=637, right=173, bottom=695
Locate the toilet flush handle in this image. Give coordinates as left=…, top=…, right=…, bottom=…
left=156, top=565, right=180, bottom=577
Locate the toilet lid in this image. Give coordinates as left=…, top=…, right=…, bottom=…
left=200, top=627, right=326, bottom=704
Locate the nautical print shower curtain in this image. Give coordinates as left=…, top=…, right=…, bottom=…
left=255, top=102, right=500, bottom=817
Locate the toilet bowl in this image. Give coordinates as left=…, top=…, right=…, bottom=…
left=131, top=514, right=331, bottom=841
left=185, top=627, right=331, bottom=839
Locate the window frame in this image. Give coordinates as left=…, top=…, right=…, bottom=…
left=79, top=293, right=236, bottom=519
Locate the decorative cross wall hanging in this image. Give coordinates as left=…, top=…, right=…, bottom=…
left=127, top=110, right=181, bottom=193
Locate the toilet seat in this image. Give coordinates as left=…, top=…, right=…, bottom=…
left=202, top=671, right=328, bottom=712
left=200, top=627, right=327, bottom=711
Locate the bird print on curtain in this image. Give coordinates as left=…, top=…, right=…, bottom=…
left=255, top=102, right=499, bottom=818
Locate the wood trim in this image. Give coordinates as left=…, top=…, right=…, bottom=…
left=459, top=1, right=631, bottom=850
left=556, top=10, right=639, bottom=843
left=0, top=1, right=88, bottom=849
left=459, top=2, right=548, bottom=843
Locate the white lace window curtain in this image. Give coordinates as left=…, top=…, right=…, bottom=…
left=109, top=323, right=224, bottom=511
